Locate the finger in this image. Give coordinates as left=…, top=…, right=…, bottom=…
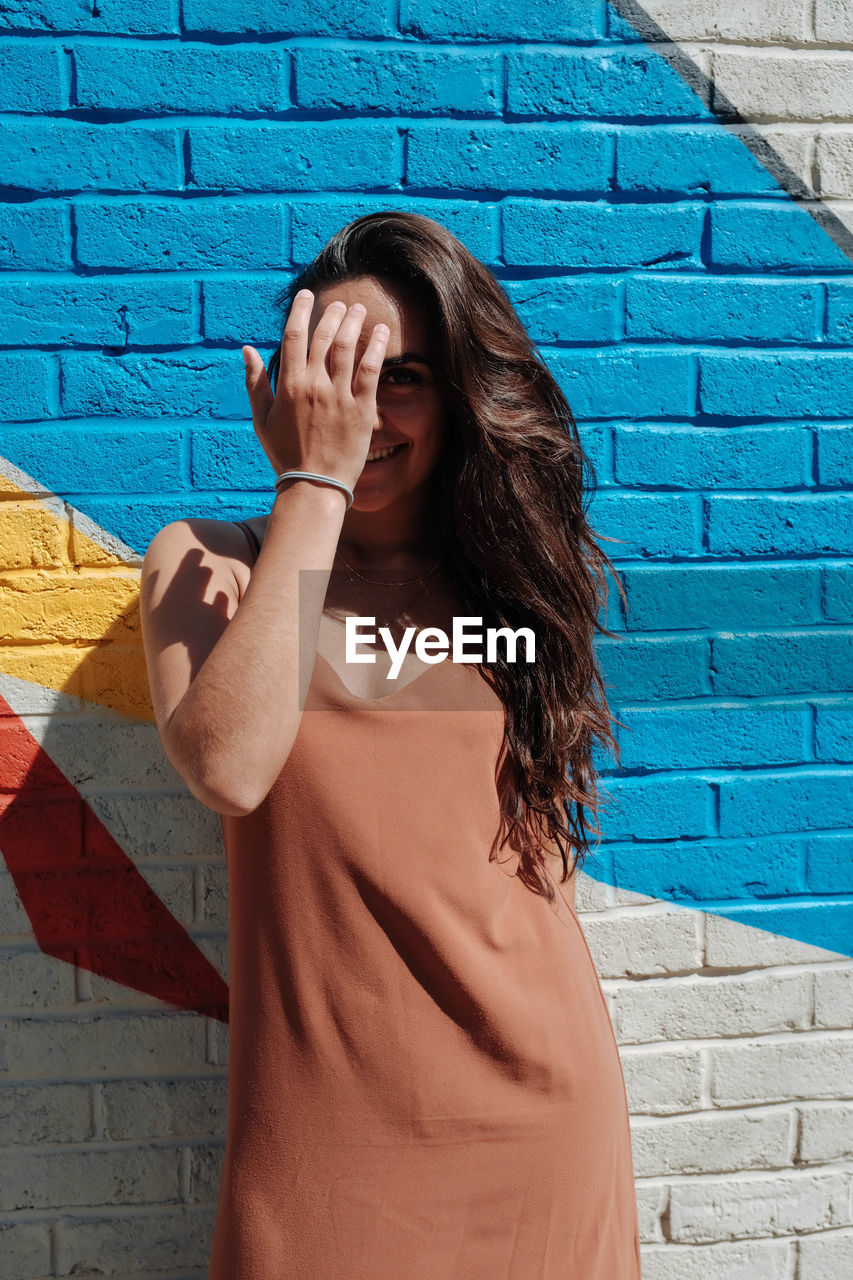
left=327, top=303, right=367, bottom=388
left=306, top=298, right=348, bottom=377
left=352, top=324, right=390, bottom=402
left=279, top=289, right=315, bottom=392
left=242, top=345, right=274, bottom=427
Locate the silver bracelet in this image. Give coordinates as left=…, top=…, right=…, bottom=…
left=274, top=470, right=354, bottom=509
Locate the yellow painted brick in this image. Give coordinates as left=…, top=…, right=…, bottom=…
left=0, top=501, right=70, bottom=570
left=0, top=573, right=141, bottom=643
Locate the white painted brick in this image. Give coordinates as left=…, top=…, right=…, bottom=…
left=609, top=884, right=661, bottom=907
left=0, top=946, right=76, bottom=1009
left=635, top=1180, right=670, bottom=1242
left=580, top=908, right=701, bottom=979
left=55, top=1206, right=215, bottom=1275
left=710, top=1035, right=853, bottom=1105
left=0, top=1011, right=205, bottom=1077
left=202, top=860, right=229, bottom=924
left=188, top=1142, right=225, bottom=1203
left=711, top=50, right=853, bottom=120
left=630, top=1108, right=795, bottom=1177
left=814, top=964, right=853, bottom=1028
left=0, top=871, right=33, bottom=936
left=573, top=868, right=611, bottom=911
left=704, top=910, right=846, bottom=968
left=87, top=792, right=223, bottom=857
left=102, top=1077, right=227, bottom=1141
left=798, top=1227, right=853, bottom=1278
left=799, top=1102, right=853, bottom=1164
left=23, top=718, right=177, bottom=789
left=638, top=0, right=808, bottom=42
left=817, top=130, right=853, bottom=195
left=729, top=124, right=815, bottom=193
left=668, top=1168, right=852, bottom=1242
left=611, top=971, right=813, bottom=1044
left=815, top=1, right=853, bottom=44
left=0, top=1221, right=52, bottom=1280
left=621, top=1046, right=705, bottom=1114
left=0, top=1145, right=181, bottom=1211
left=639, top=1236, right=794, bottom=1280
left=0, top=1082, right=91, bottom=1143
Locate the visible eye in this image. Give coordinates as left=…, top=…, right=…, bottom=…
left=383, top=368, right=421, bottom=385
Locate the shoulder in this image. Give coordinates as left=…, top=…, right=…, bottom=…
left=142, top=516, right=266, bottom=604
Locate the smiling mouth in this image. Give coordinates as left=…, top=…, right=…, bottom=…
left=364, top=442, right=409, bottom=466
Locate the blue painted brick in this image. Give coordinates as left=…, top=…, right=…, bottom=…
left=612, top=836, right=804, bottom=902
left=626, top=276, right=820, bottom=342
left=708, top=495, right=853, bottom=556
left=61, top=352, right=246, bottom=419
left=711, top=631, right=853, bottom=697
left=0, top=121, right=181, bottom=192
left=202, top=277, right=294, bottom=345
left=600, top=775, right=713, bottom=842
left=0, top=280, right=197, bottom=346
left=82, top=497, right=263, bottom=559
left=288, top=198, right=499, bottom=267
left=806, top=833, right=853, bottom=893
left=614, top=423, right=809, bottom=489
left=183, top=0, right=391, bottom=37
left=815, top=702, right=853, bottom=763
left=700, top=352, right=853, bottom=420
left=75, top=201, right=287, bottom=271
left=616, top=125, right=781, bottom=194
left=295, top=46, right=499, bottom=116
left=189, top=123, right=402, bottom=192
left=0, top=424, right=184, bottom=492
left=407, top=123, right=612, bottom=192
left=546, top=350, right=692, bottom=419
left=572, top=421, right=608, bottom=477
left=192, top=426, right=272, bottom=489
left=503, top=200, right=703, bottom=268
left=596, top=634, right=709, bottom=701
left=0, top=0, right=175, bottom=33
left=825, top=282, right=853, bottom=343
left=589, top=491, right=699, bottom=557
left=0, top=43, right=64, bottom=110
left=0, top=353, right=55, bottom=420
left=400, top=0, right=605, bottom=41
left=719, top=768, right=853, bottom=838
left=616, top=703, right=807, bottom=770
left=502, top=277, right=621, bottom=344
left=710, top=202, right=852, bottom=270
left=824, top=564, right=853, bottom=622
left=508, top=49, right=710, bottom=120
left=74, top=44, right=289, bottom=113
left=818, top=425, right=853, bottom=486
left=0, top=204, right=70, bottom=269
left=623, top=565, right=818, bottom=630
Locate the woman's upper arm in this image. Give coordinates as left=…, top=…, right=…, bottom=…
left=139, top=518, right=246, bottom=760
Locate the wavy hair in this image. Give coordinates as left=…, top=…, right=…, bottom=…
left=266, top=211, right=627, bottom=902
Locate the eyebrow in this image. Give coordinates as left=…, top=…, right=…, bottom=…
left=382, top=351, right=433, bottom=369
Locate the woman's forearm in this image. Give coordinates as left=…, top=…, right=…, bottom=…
left=165, top=480, right=348, bottom=815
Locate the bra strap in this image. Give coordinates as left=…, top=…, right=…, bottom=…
left=233, top=519, right=261, bottom=564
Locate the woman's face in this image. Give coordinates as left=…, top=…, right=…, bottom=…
left=308, top=275, right=448, bottom=513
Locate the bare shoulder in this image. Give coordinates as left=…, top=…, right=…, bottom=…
left=142, top=516, right=265, bottom=607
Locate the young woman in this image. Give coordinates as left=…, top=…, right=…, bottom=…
left=140, top=212, right=642, bottom=1279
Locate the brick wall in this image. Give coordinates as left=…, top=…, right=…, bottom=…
left=0, top=1, right=851, bottom=1276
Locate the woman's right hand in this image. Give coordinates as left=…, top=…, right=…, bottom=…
left=240, top=290, right=390, bottom=492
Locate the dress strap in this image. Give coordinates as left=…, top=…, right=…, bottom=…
left=233, top=519, right=261, bottom=565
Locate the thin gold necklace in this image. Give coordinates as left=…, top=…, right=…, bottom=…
left=333, top=549, right=443, bottom=634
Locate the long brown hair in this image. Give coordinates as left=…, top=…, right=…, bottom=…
left=266, top=211, right=627, bottom=902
